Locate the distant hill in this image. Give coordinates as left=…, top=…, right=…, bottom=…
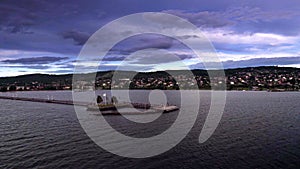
left=0, top=66, right=299, bottom=91
left=0, top=66, right=299, bottom=84
left=0, top=74, right=73, bottom=85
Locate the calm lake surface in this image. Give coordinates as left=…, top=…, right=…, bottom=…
left=0, top=90, right=299, bottom=169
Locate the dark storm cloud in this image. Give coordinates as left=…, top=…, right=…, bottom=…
left=127, top=37, right=173, bottom=52
left=102, top=53, right=192, bottom=63
left=129, top=53, right=193, bottom=64
left=176, top=54, right=193, bottom=60
left=61, top=30, right=90, bottom=46
left=102, top=56, right=126, bottom=61
left=2, top=56, right=68, bottom=64
left=109, top=34, right=174, bottom=55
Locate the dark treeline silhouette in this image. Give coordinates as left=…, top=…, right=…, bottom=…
left=0, top=66, right=299, bottom=91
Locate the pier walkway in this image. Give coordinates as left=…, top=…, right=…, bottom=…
left=0, top=95, right=179, bottom=114
left=0, top=95, right=89, bottom=106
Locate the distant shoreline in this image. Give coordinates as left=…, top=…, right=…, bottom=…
left=1, top=66, right=299, bottom=92
left=0, top=89, right=299, bottom=93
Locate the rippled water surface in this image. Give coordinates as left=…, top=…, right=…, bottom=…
left=0, top=90, right=299, bottom=168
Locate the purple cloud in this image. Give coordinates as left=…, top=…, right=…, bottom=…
left=1, top=56, right=68, bottom=64
left=109, top=34, right=174, bottom=55
left=61, top=30, right=90, bottom=46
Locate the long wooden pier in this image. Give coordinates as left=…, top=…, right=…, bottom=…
left=0, top=95, right=179, bottom=114
left=0, top=95, right=90, bottom=106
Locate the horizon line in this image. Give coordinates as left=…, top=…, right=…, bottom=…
left=0, top=65, right=299, bottom=78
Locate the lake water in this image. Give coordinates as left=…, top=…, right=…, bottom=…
left=0, top=90, right=299, bottom=168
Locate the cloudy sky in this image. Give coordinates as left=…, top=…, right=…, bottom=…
left=0, top=0, right=300, bottom=77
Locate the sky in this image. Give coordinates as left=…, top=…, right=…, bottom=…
left=0, top=0, right=300, bottom=77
